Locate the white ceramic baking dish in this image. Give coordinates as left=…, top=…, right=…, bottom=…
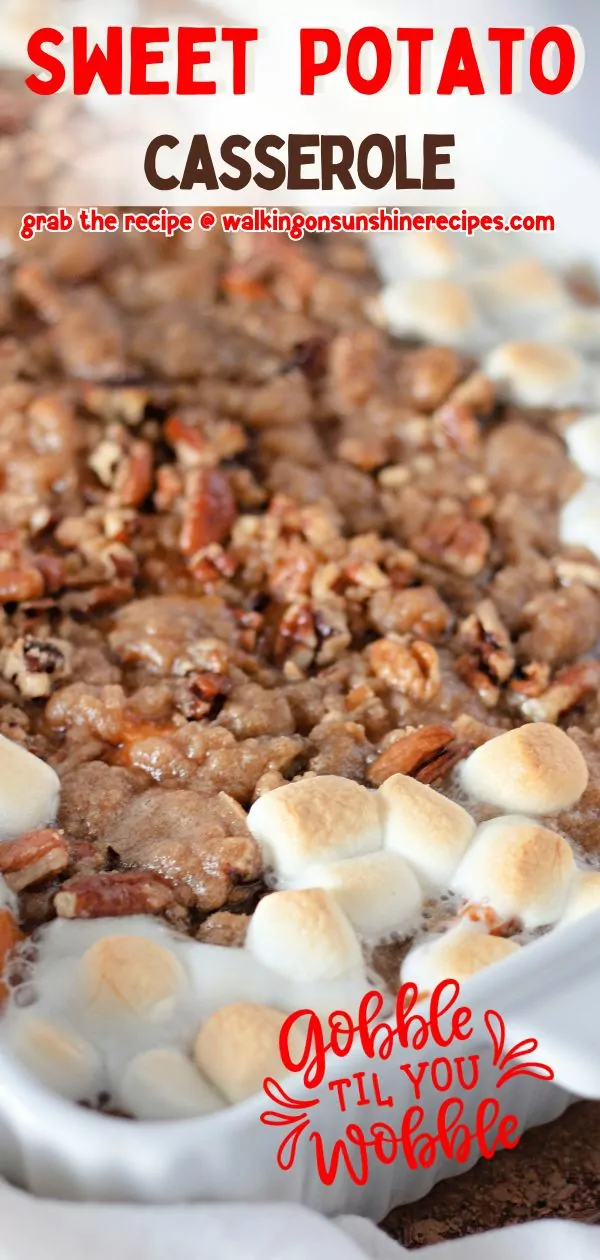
left=0, top=910, right=597, bottom=1215
left=2, top=0, right=600, bottom=1220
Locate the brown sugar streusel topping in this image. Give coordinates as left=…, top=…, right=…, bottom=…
left=0, top=94, right=599, bottom=957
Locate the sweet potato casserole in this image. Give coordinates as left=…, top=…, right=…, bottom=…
left=0, top=85, right=600, bottom=1121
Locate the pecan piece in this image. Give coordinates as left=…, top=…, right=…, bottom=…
left=175, top=671, right=232, bottom=720
left=518, top=660, right=600, bottom=724
left=0, top=568, right=45, bottom=603
left=0, top=828, right=69, bottom=892
left=456, top=599, right=515, bottom=706
left=368, top=723, right=459, bottom=786
left=367, top=638, right=440, bottom=702
left=0, top=910, right=24, bottom=1004
left=181, top=468, right=237, bottom=557
left=432, top=402, right=481, bottom=455
left=111, top=440, right=153, bottom=509
left=54, top=871, right=178, bottom=920
left=412, top=514, right=491, bottom=577
left=0, top=635, right=72, bottom=699
left=196, top=911, right=250, bottom=948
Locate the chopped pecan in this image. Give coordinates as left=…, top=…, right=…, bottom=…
left=175, top=671, right=232, bottom=719
left=154, top=465, right=183, bottom=512
left=110, top=440, right=153, bottom=509
left=368, top=723, right=460, bottom=786
left=181, top=467, right=237, bottom=557
left=337, top=437, right=387, bottom=471
left=448, top=370, right=496, bottom=414
left=164, top=414, right=208, bottom=464
left=275, top=599, right=318, bottom=670
left=54, top=871, right=178, bottom=920
left=367, top=638, right=440, bottom=702
left=0, top=568, right=45, bottom=603
left=456, top=598, right=516, bottom=710
left=196, top=910, right=250, bottom=948
left=455, top=654, right=500, bottom=709
left=509, top=661, right=551, bottom=698
left=398, top=347, right=464, bottom=412
left=369, top=585, right=453, bottom=642
left=432, top=402, right=481, bottom=456
left=517, top=660, right=600, bottom=724
left=412, top=513, right=491, bottom=577
left=0, top=828, right=69, bottom=892
left=0, top=910, right=24, bottom=1004
left=0, top=634, right=72, bottom=699
left=554, top=558, right=600, bottom=591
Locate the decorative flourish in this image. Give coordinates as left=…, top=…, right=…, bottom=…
left=260, top=1077, right=320, bottom=1172
left=484, top=1008, right=554, bottom=1088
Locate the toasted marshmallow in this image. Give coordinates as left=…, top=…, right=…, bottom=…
left=247, top=775, right=381, bottom=884
left=379, top=774, right=476, bottom=894
left=484, top=341, right=586, bottom=408
left=452, top=816, right=576, bottom=929
left=546, top=305, right=600, bottom=354
left=376, top=279, right=484, bottom=350
left=246, top=888, right=363, bottom=983
left=121, top=1048, right=224, bottom=1121
left=0, top=734, right=60, bottom=841
left=79, top=935, right=188, bottom=1020
left=559, top=871, right=600, bottom=927
left=373, top=231, right=461, bottom=280
left=194, top=1002, right=296, bottom=1104
left=560, top=481, right=600, bottom=560
left=564, top=414, right=600, bottom=477
left=9, top=1015, right=102, bottom=1102
left=459, top=723, right=588, bottom=815
left=476, top=260, right=568, bottom=328
left=402, top=921, right=520, bottom=992
left=296, top=852, right=422, bottom=940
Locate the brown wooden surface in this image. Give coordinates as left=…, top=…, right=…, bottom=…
left=381, top=1102, right=600, bottom=1248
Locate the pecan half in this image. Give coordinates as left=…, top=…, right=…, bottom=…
left=54, top=871, right=178, bottom=920
left=368, top=723, right=463, bottom=786
left=0, top=828, right=69, bottom=892
left=181, top=468, right=237, bottom=557
left=412, top=513, right=491, bottom=577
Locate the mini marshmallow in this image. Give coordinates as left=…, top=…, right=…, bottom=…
left=372, top=231, right=461, bottom=280
left=564, top=414, right=600, bottom=477
left=246, top=888, right=363, bottom=983
left=379, top=774, right=476, bottom=894
left=452, top=816, right=576, bottom=929
left=79, top=935, right=188, bottom=1021
left=120, top=1048, right=224, bottom=1121
left=296, top=851, right=422, bottom=940
left=459, top=723, right=588, bottom=815
left=402, top=921, right=521, bottom=993
left=475, top=260, right=568, bottom=328
left=375, top=278, right=484, bottom=350
left=546, top=305, right=600, bottom=354
left=560, top=481, right=600, bottom=560
left=0, top=734, right=60, bottom=841
left=194, top=1002, right=296, bottom=1104
left=247, top=775, right=381, bottom=884
left=9, top=1015, right=102, bottom=1102
left=484, top=340, right=586, bottom=408
left=559, top=871, right=600, bottom=928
